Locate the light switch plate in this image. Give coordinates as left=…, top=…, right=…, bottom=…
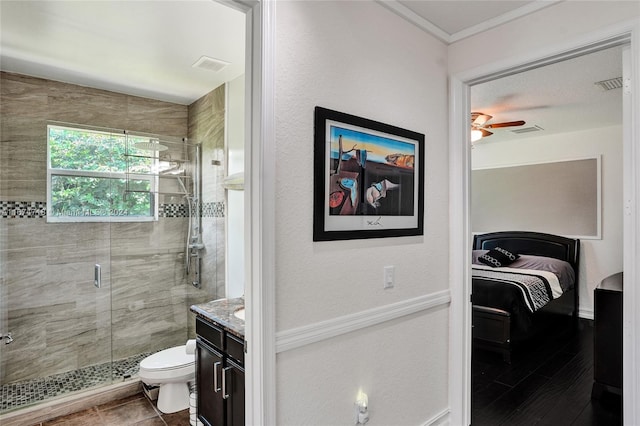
left=384, top=265, right=394, bottom=289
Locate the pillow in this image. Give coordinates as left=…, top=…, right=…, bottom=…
left=472, top=249, right=489, bottom=264
left=478, top=247, right=519, bottom=267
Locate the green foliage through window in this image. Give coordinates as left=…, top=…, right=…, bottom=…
left=47, top=124, right=157, bottom=222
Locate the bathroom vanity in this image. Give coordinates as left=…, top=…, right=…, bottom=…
left=191, top=298, right=245, bottom=426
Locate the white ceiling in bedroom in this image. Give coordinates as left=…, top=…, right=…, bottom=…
left=471, top=46, right=623, bottom=144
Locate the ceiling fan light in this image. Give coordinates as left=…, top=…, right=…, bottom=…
left=471, top=129, right=483, bottom=142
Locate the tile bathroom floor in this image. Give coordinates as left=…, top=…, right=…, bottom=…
left=31, top=394, right=190, bottom=426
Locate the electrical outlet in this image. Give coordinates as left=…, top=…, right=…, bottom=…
left=384, top=265, right=394, bottom=289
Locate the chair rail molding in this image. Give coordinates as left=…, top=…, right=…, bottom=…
left=276, top=290, right=451, bottom=353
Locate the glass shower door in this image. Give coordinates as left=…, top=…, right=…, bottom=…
left=109, top=134, right=196, bottom=371
left=0, top=122, right=115, bottom=414
left=0, top=198, right=114, bottom=415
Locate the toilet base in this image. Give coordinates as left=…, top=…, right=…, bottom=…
left=156, top=382, right=190, bottom=414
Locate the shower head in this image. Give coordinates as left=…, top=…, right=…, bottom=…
left=134, top=139, right=169, bottom=152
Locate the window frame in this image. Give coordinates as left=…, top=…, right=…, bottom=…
left=46, top=123, right=159, bottom=223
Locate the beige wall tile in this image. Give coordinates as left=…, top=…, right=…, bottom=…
left=0, top=72, right=219, bottom=384
left=187, top=85, right=225, bottom=304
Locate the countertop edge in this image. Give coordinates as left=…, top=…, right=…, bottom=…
left=190, top=297, right=245, bottom=339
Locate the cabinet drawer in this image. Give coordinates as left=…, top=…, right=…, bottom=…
left=226, top=333, right=244, bottom=365
left=196, top=317, right=224, bottom=351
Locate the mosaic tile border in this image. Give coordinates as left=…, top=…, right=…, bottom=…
left=0, top=352, right=151, bottom=414
left=0, top=201, right=47, bottom=219
left=201, top=201, right=224, bottom=218
left=0, top=201, right=225, bottom=219
left=159, top=203, right=189, bottom=218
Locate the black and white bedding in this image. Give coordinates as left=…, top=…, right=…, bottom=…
left=472, top=265, right=562, bottom=312
left=473, top=249, right=576, bottom=291
left=472, top=249, right=577, bottom=334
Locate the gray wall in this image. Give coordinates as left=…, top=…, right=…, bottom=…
left=472, top=158, right=600, bottom=237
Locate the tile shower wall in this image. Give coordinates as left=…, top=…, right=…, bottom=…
left=0, top=72, right=224, bottom=385
left=187, top=84, right=226, bottom=337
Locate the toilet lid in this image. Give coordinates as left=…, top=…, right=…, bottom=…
left=140, top=345, right=195, bottom=371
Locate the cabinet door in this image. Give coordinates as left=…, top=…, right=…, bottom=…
left=224, top=359, right=245, bottom=426
left=594, top=288, right=623, bottom=389
left=197, top=339, right=225, bottom=426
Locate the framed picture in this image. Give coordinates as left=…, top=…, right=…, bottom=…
left=313, top=106, right=425, bottom=241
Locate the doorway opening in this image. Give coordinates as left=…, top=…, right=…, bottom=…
left=469, top=45, right=624, bottom=425
left=448, top=28, right=638, bottom=426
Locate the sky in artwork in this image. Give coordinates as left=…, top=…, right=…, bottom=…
left=329, top=126, right=415, bottom=163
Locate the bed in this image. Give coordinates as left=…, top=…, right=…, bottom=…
left=471, top=231, right=580, bottom=362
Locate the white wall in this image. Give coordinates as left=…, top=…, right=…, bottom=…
left=275, top=1, right=450, bottom=424
left=226, top=74, right=245, bottom=298
left=472, top=126, right=623, bottom=317
left=448, top=1, right=640, bottom=76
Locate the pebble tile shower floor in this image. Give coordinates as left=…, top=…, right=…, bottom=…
left=0, top=352, right=151, bottom=413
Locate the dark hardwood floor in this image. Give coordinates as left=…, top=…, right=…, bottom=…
left=472, top=319, right=622, bottom=426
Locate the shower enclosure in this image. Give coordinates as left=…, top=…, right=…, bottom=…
left=0, top=72, right=227, bottom=415
left=0, top=125, right=203, bottom=413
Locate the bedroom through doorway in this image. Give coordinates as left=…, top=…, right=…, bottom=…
left=468, top=44, right=625, bottom=425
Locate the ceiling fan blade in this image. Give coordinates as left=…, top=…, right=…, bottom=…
left=480, top=128, right=493, bottom=137
left=485, top=120, right=525, bottom=129
left=471, top=112, right=492, bottom=126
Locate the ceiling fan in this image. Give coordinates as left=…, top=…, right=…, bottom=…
left=471, top=112, right=525, bottom=143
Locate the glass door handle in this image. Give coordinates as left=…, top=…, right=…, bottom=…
left=94, top=264, right=101, bottom=288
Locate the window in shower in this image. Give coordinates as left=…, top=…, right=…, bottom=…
left=46, top=124, right=158, bottom=222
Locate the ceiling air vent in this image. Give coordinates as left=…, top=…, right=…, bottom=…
left=594, top=77, right=623, bottom=91
left=511, top=125, right=544, bottom=134
left=192, top=56, right=229, bottom=73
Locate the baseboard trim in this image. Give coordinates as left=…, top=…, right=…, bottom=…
left=424, top=407, right=450, bottom=426
left=0, top=380, right=142, bottom=426
left=580, top=308, right=594, bottom=320
left=276, top=290, right=451, bottom=353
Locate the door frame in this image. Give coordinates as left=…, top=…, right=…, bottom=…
left=448, top=20, right=640, bottom=426
left=224, top=0, right=276, bottom=424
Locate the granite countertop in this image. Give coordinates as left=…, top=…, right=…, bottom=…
left=190, top=297, right=245, bottom=338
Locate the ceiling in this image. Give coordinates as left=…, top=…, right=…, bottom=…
left=0, top=1, right=623, bottom=141
left=379, top=0, right=562, bottom=43
left=0, top=0, right=245, bottom=105
left=471, top=45, right=623, bottom=144
left=382, top=1, right=623, bottom=144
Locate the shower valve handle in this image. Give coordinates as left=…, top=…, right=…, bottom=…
left=1, top=332, right=13, bottom=344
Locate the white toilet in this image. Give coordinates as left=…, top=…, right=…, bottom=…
left=138, top=344, right=196, bottom=414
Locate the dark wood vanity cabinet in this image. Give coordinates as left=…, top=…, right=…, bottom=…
left=196, top=317, right=245, bottom=426
left=592, top=272, right=622, bottom=398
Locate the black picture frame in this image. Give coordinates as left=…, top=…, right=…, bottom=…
left=313, top=106, right=425, bottom=241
